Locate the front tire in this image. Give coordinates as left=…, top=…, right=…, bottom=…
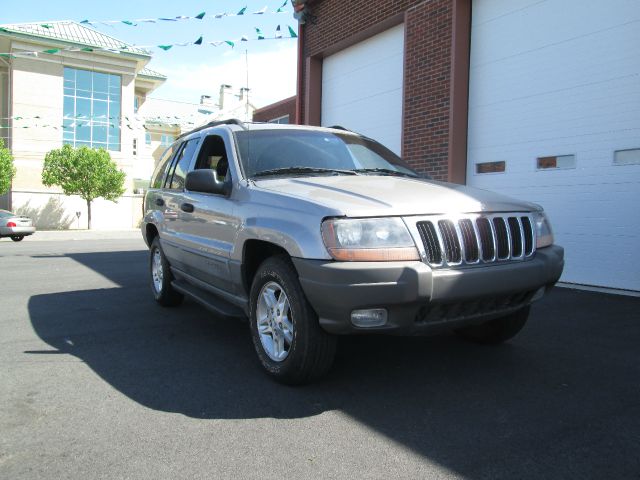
left=10, top=235, right=24, bottom=242
left=455, top=306, right=530, bottom=344
left=149, top=237, right=183, bottom=307
left=249, top=255, right=337, bottom=385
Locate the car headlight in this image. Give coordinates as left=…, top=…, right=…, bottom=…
left=534, top=211, right=554, bottom=248
left=321, top=217, right=419, bottom=261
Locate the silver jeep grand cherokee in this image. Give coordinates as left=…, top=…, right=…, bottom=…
left=142, top=119, right=564, bottom=384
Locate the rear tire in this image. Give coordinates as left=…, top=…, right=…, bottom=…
left=149, top=237, right=183, bottom=307
left=249, top=255, right=337, bottom=385
left=10, top=235, right=24, bottom=242
left=454, top=306, right=530, bottom=344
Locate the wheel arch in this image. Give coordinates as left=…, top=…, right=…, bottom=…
left=241, top=239, right=293, bottom=296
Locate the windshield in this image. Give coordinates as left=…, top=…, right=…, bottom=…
left=235, top=129, right=422, bottom=178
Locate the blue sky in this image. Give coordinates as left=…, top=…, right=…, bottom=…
left=3, top=0, right=298, bottom=107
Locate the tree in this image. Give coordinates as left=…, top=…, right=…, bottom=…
left=0, top=139, right=16, bottom=195
left=42, top=144, right=126, bottom=229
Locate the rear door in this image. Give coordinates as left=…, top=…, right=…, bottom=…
left=160, top=137, right=201, bottom=271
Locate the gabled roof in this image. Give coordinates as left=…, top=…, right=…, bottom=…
left=0, top=20, right=150, bottom=57
left=138, top=67, right=167, bottom=79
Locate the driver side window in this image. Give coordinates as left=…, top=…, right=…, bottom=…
left=194, top=134, right=231, bottom=181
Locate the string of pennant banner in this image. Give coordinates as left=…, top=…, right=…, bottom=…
left=78, top=1, right=291, bottom=26
left=0, top=25, right=298, bottom=58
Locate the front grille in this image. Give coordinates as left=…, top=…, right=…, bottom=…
left=415, top=214, right=536, bottom=268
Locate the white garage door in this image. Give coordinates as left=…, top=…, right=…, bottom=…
left=321, top=24, right=404, bottom=154
left=467, top=0, right=640, bottom=292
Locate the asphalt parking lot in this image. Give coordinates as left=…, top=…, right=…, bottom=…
left=1, top=235, right=639, bottom=479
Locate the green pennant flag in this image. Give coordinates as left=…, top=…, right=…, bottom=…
left=194, top=36, right=203, bottom=45
left=43, top=49, right=60, bottom=54
left=277, top=0, right=288, bottom=13
left=255, top=28, right=264, bottom=40
left=14, top=117, right=22, bottom=120
left=40, top=24, right=53, bottom=29
left=288, top=26, right=298, bottom=38
left=0, top=27, right=10, bottom=32
left=225, top=40, right=235, bottom=48
left=121, top=20, right=135, bottom=26
left=158, top=45, right=173, bottom=51
left=195, top=12, right=206, bottom=20
left=81, top=47, right=94, bottom=52
left=237, top=7, right=247, bottom=15
left=0, top=53, right=16, bottom=58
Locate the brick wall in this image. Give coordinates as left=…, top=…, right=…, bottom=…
left=402, top=1, right=453, bottom=180
left=300, top=0, right=466, bottom=182
left=253, top=96, right=297, bottom=123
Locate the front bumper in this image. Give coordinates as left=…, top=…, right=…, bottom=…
left=293, top=245, right=564, bottom=335
left=0, top=226, right=36, bottom=237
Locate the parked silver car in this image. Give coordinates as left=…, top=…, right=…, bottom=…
left=142, top=120, right=564, bottom=384
left=0, top=209, right=35, bottom=241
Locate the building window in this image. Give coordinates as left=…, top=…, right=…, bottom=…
left=614, top=148, right=640, bottom=166
left=268, top=115, right=290, bottom=124
left=537, top=154, right=576, bottom=170
left=161, top=134, right=175, bottom=146
left=63, top=67, right=121, bottom=151
left=475, top=161, right=505, bottom=174
left=133, top=138, right=137, bottom=156
left=134, top=96, right=139, bottom=113
left=145, top=132, right=151, bottom=145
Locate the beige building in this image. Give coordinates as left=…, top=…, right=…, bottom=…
left=0, top=21, right=166, bottom=229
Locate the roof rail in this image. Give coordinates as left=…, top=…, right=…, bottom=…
left=177, top=118, right=247, bottom=140
left=328, top=125, right=351, bottom=131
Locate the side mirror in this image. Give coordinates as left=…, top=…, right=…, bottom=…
left=185, top=169, right=231, bottom=196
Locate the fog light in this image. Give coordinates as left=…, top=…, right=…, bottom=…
left=531, top=287, right=545, bottom=302
left=351, top=309, right=388, bottom=328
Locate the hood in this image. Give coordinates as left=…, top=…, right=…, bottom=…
left=253, top=175, right=539, bottom=217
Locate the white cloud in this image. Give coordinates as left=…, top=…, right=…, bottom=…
left=150, top=42, right=297, bottom=108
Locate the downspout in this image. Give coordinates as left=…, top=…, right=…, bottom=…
left=295, top=22, right=304, bottom=125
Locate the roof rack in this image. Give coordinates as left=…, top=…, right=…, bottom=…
left=177, top=118, right=247, bottom=140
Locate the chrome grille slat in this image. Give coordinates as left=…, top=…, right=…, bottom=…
left=458, top=219, right=479, bottom=263
left=416, top=221, right=442, bottom=265
left=438, top=219, right=462, bottom=264
left=521, top=216, right=534, bottom=256
left=413, top=213, right=536, bottom=268
left=493, top=217, right=510, bottom=259
left=508, top=217, right=523, bottom=258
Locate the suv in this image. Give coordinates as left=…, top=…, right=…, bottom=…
left=142, top=120, right=564, bottom=384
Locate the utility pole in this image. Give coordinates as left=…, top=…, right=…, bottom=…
left=245, top=49, right=250, bottom=121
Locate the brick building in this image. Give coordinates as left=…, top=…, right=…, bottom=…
left=292, top=0, right=640, bottom=292
left=253, top=95, right=296, bottom=124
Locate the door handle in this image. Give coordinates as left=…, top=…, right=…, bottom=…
left=155, top=198, right=164, bottom=207
left=181, top=203, right=195, bottom=213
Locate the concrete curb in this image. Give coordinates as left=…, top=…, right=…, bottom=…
left=8, top=229, right=143, bottom=242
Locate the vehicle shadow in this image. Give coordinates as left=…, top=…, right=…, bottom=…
left=27, top=250, right=640, bottom=478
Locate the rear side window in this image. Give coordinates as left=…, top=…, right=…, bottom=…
left=150, top=144, right=176, bottom=189
left=168, top=138, right=201, bottom=190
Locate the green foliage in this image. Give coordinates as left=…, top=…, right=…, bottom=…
left=42, top=144, right=126, bottom=203
left=0, top=139, right=16, bottom=195
left=42, top=144, right=126, bottom=229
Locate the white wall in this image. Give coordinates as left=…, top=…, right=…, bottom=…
left=467, top=0, right=640, bottom=291
left=321, top=24, right=405, bottom=154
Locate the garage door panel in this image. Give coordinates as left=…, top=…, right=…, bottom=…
left=467, top=0, right=640, bottom=291
left=322, top=24, right=404, bottom=154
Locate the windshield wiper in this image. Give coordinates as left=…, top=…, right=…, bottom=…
left=252, top=167, right=358, bottom=178
left=353, top=168, right=419, bottom=178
